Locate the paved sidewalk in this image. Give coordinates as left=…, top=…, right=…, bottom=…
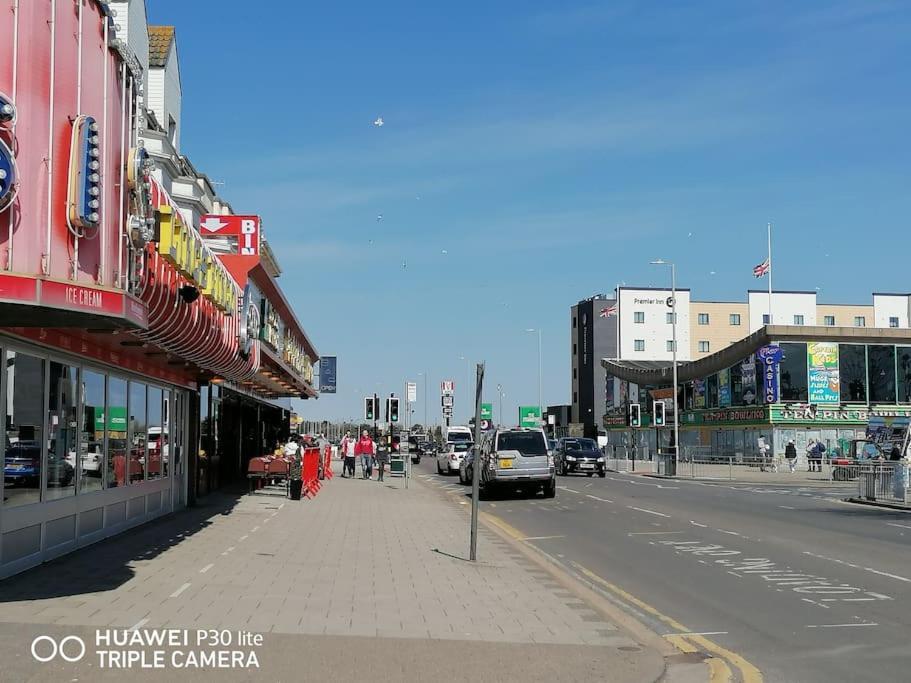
left=0, top=465, right=680, bottom=682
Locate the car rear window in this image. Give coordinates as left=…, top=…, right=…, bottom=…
left=497, top=431, right=547, bottom=456
left=453, top=443, right=471, bottom=452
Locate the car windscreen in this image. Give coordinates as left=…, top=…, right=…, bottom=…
left=565, top=439, right=598, bottom=451
left=448, top=432, right=472, bottom=442
left=497, top=432, right=547, bottom=456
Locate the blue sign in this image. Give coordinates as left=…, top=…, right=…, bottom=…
left=757, top=344, right=783, bottom=404
left=318, top=356, right=337, bottom=394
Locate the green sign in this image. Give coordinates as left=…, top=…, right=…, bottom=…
left=481, top=403, right=493, bottom=420
left=519, top=406, right=542, bottom=428
left=770, top=405, right=911, bottom=425
left=807, top=342, right=840, bottom=404
left=94, top=406, right=127, bottom=432
left=682, top=406, right=769, bottom=426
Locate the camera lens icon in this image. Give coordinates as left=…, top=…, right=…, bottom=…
left=31, top=635, right=86, bottom=663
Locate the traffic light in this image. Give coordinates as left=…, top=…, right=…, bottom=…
left=628, top=403, right=641, bottom=428
left=364, top=396, right=376, bottom=421
left=67, top=115, right=102, bottom=232
left=653, top=401, right=666, bottom=427
left=389, top=397, right=400, bottom=423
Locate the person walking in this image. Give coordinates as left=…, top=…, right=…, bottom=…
left=355, top=430, right=375, bottom=479
left=785, top=439, right=798, bottom=473
left=340, top=431, right=356, bottom=478
left=375, top=437, right=389, bottom=482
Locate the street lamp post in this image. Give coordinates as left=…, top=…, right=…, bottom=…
left=650, top=259, right=679, bottom=473
left=459, top=356, right=472, bottom=424
left=418, top=372, right=428, bottom=428
left=525, top=328, right=543, bottom=422
left=496, top=384, right=504, bottom=426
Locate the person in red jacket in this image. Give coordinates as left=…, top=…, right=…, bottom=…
left=354, top=430, right=376, bottom=479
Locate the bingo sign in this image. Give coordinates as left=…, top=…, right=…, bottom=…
left=757, top=344, right=783, bottom=404
left=200, top=215, right=261, bottom=255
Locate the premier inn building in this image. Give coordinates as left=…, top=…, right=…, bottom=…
left=600, top=326, right=911, bottom=461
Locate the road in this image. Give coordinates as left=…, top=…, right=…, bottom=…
left=414, top=455, right=911, bottom=682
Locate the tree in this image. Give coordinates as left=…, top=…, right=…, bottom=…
left=411, top=423, right=424, bottom=434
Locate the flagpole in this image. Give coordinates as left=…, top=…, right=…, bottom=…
left=767, top=222, right=773, bottom=326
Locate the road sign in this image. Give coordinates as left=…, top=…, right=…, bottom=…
left=519, top=406, right=542, bottom=428
left=480, top=403, right=492, bottom=420
left=442, top=395, right=454, bottom=407
left=441, top=380, right=454, bottom=395
left=407, top=382, right=417, bottom=403
left=442, top=407, right=453, bottom=417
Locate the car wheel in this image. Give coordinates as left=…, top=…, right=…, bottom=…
left=543, top=479, right=556, bottom=499
left=436, top=460, right=443, bottom=475
left=598, top=471, right=606, bottom=478
left=586, top=472, right=594, bottom=477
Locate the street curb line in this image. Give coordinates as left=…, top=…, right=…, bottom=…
left=480, top=511, right=761, bottom=683
left=843, top=497, right=911, bottom=512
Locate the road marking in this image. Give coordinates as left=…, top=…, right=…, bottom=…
left=129, top=618, right=149, bottom=631
left=628, top=506, right=670, bottom=518
left=557, top=486, right=581, bottom=493
left=239, top=535, right=249, bottom=541
left=667, top=631, right=730, bottom=637
left=169, top=583, right=191, bottom=599
left=779, top=505, right=796, bottom=510
left=628, top=531, right=685, bottom=536
left=717, top=529, right=743, bottom=537
left=690, top=521, right=708, bottom=528
left=521, top=535, right=566, bottom=541
left=278, top=503, right=285, bottom=509
left=886, top=522, right=911, bottom=530
left=490, top=503, right=497, bottom=508
left=199, top=563, right=214, bottom=574
left=803, top=551, right=911, bottom=584
left=251, top=526, right=260, bottom=532
left=586, top=494, right=614, bottom=503
left=806, top=623, right=878, bottom=629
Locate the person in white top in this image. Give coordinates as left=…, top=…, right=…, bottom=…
left=339, top=431, right=357, bottom=478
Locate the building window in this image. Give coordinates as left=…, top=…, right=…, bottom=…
left=4, top=351, right=46, bottom=508
left=573, top=391, right=578, bottom=403
left=839, top=344, right=867, bottom=403
left=81, top=369, right=106, bottom=493
left=168, top=115, right=178, bottom=145
left=854, top=316, right=866, bottom=327
left=666, top=312, right=676, bottom=324
left=794, top=314, right=804, bottom=326
left=779, top=342, right=809, bottom=401
left=890, top=317, right=900, bottom=328
left=107, top=377, right=128, bottom=488
left=698, top=341, right=710, bottom=353
left=147, top=386, right=164, bottom=480
left=868, top=345, right=896, bottom=403
left=698, top=313, right=709, bottom=325
left=573, top=316, right=577, bottom=329
left=47, top=361, right=79, bottom=501
left=666, top=340, right=676, bottom=352
left=129, top=381, right=148, bottom=483
left=633, top=311, right=645, bottom=324
left=729, top=313, right=741, bottom=325
left=898, top=346, right=911, bottom=404
left=634, top=339, right=645, bottom=352
left=573, top=343, right=577, bottom=355
left=573, top=368, right=577, bottom=379
left=824, top=315, right=835, bottom=326
left=762, top=314, right=770, bottom=325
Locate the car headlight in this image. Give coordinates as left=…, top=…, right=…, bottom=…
left=597, top=457, right=604, bottom=462
left=548, top=455, right=555, bottom=467
left=566, top=456, right=576, bottom=461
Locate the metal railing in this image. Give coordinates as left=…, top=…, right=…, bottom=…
left=856, top=462, right=910, bottom=505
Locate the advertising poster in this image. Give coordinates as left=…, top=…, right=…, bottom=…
left=318, top=356, right=337, bottom=394
left=741, top=357, right=757, bottom=405
left=718, top=368, right=731, bottom=407
left=694, top=379, right=706, bottom=408
left=620, top=380, right=629, bottom=405
left=757, top=344, right=783, bottom=404
left=605, top=377, right=615, bottom=410
left=807, top=342, right=840, bottom=404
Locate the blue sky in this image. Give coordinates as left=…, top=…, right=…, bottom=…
left=148, top=0, right=911, bottom=424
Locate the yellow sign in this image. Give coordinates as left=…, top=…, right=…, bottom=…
left=157, top=205, right=236, bottom=313
left=282, top=330, right=314, bottom=383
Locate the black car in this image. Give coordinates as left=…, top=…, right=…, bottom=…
left=555, top=437, right=605, bottom=477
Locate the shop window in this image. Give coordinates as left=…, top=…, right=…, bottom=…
left=698, top=313, right=709, bottom=325
left=80, top=369, right=106, bottom=493
left=793, top=314, right=804, bottom=326
left=890, top=317, right=900, bottom=328
left=634, top=339, right=645, bottom=352
left=707, top=374, right=719, bottom=408
left=854, top=316, right=866, bottom=327
left=147, top=387, right=164, bottom=481
left=899, top=347, right=911, bottom=404
left=107, top=377, right=128, bottom=488
left=824, top=315, right=835, bottom=326
left=730, top=363, right=744, bottom=405
left=868, top=345, right=896, bottom=403
left=634, top=311, right=645, bottom=324
left=46, top=362, right=78, bottom=501
left=129, top=382, right=148, bottom=483
left=779, top=342, right=808, bottom=402
left=4, top=352, right=46, bottom=508
left=698, top=341, right=710, bottom=353
left=729, top=314, right=741, bottom=326
left=839, top=344, right=867, bottom=403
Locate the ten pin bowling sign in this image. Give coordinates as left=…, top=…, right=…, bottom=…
left=200, top=215, right=261, bottom=255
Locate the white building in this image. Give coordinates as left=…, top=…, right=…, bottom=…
left=747, top=290, right=818, bottom=331
left=617, top=287, right=692, bottom=362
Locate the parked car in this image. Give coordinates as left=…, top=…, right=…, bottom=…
left=459, top=448, right=474, bottom=485
left=4, top=441, right=74, bottom=488
left=437, top=441, right=472, bottom=475
left=548, top=439, right=558, bottom=455
left=65, top=441, right=104, bottom=476
left=479, top=428, right=556, bottom=498
left=555, top=437, right=606, bottom=477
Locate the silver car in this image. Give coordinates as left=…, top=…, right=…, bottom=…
left=480, top=428, right=556, bottom=498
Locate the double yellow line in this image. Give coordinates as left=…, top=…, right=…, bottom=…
left=483, top=512, right=762, bottom=683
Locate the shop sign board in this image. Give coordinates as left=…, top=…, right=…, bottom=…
left=741, top=357, right=757, bottom=405
left=319, top=356, right=337, bottom=394
left=407, top=382, right=417, bottom=403
left=771, top=405, right=911, bottom=425
left=200, top=215, right=261, bottom=255
left=519, top=406, right=542, bottom=428
left=718, top=368, right=731, bottom=408
left=94, top=406, right=127, bottom=433
left=807, top=342, right=840, bottom=404
left=757, top=344, right=783, bottom=404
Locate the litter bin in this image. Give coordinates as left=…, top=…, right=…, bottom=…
left=289, top=479, right=303, bottom=500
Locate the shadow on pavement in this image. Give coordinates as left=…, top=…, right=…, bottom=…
left=0, top=487, right=246, bottom=601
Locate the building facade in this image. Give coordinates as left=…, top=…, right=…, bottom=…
left=570, top=295, right=616, bottom=438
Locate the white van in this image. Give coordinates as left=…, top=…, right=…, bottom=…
left=444, top=425, right=473, bottom=444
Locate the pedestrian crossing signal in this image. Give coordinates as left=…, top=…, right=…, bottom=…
left=653, top=401, right=666, bottom=427
left=628, top=403, right=641, bottom=428
left=365, top=397, right=377, bottom=421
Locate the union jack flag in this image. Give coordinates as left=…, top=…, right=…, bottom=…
left=753, top=258, right=770, bottom=278
left=600, top=304, right=618, bottom=318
